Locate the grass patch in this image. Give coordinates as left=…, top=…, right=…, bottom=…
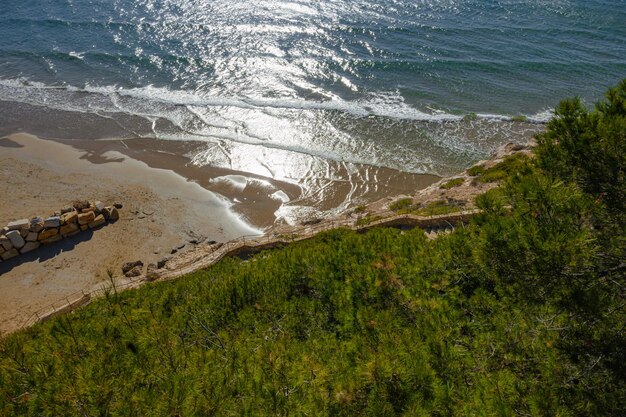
left=277, top=233, right=300, bottom=240
left=474, top=153, right=530, bottom=183
left=467, top=164, right=486, bottom=176
left=440, top=178, right=465, bottom=189
left=467, top=153, right=530, bottom=183
left=389, top=197, right=465, bottom=217
left=351, top=204, right=367, bottom=214
left=389, top=198, right=413, bottom=212
left=356, top=215, right=383, bottom=226
left=414, top=200, right=464, bottom=216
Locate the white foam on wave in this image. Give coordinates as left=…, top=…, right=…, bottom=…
left=68, top=51, right=85, bottom=60
left=271, top=190, right=290, bottom=203
left=210, top=175, right=248, bottom=191
left=210, top=174, right=276, bottom=192
left=527, top=109, right=554, bottom=123
left=0, top=76, right=545, bottom=178
left=0, top=77, right=481, bottom=123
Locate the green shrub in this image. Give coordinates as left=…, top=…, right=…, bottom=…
left=389, top=198, right=413, bottom=212
left=352, top=204, right=367, bottom=214
left=440, top=178, right=464, bottom=189
left=415, top=200, right=464, bottom=216
left=356, top=214, right=383, bottom=226
left=467, top=164, right=485, bottom=176
left=536, top=79, right=626, bottom=214
left=473, top=153, right=531, bottom=183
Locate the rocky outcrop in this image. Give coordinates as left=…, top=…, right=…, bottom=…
left=0, top=200, right=121, bottom=263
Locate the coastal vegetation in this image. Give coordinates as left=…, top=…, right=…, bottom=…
left=1, top=81, right=625, bottom=416
left=439, top=178, right=464, bottom=189
left=389, top=198, right=464, bottom=217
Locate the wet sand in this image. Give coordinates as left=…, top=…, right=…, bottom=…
left=52, top=136, right=441, bottom=227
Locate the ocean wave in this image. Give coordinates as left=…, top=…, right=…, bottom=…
left=0, top=77, right=548, bottom=124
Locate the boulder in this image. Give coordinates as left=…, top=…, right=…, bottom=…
left=26, top=232, right=38, bottom=242
left=80, top=225, right=89, bottom=231
left=38, top=228, right=59, bottom=241
left=60, top=222, right=79, bottom=236
left=20, top=241, right=40, bottom=254
left=146, top=263, right=159, bottom=281
left=78, top=211, right=95, bottom=225
left=122, top=260, right=143, bottom=273
left=122, top=260, right=144, bottom=278
left=60, top=206, right=74, bottom=214
left=94, top=201, right=105, bottom=213
left=124, top=266, right=143, bottom=278
left=0, top=245, right=5, bottom=255
left=44, top=216, right=61, bottom=228
left=41, top=234, right=62, bottom=245
left=29, top=217, right=45, bottom=233
left=101, top=206, right=118, bottom=220
left=19, top=227, right=30, bottom=238
left=114, top=202, right=123, bottom=209
left=1, top=248, right=19, bottom=261
left=81, top=207, right=95, bottom=214
left=7, top=219, right=29, bottom=231
left=73, top=200, right=90, bottom=211
left=6, top=230, right=25, bottom=249
left=88, top=214, right=105, bottom=229
left=0, top=236, right=12, bottom=251
left=61, top=210, right=78, bottom=225
left=157, top=257, right=170, bottom=269
left=108, top=207, right=120, bottom=221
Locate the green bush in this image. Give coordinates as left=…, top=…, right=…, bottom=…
left=414, top=200, right=464, bottom=216
left=355, top=214, right=383, bottom=226
left=467, top=164, right=485, bottom=176
left=440, top=178, right=464, bottom=189
left=536, top=79, right=626, bottom=214
left=473, top=153, right=531, bottom=183
left=389, top=198, right=413, bottom=212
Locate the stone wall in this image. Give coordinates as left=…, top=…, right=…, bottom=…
left=0, top=200, right=120, bottom=262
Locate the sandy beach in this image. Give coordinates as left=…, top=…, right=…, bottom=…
left=0, top=132, right=441, bottom=335
left=0, top=133, right=261, bottom=334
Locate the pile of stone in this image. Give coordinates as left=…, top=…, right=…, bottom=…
left=0, top=200, right=121, bottom=262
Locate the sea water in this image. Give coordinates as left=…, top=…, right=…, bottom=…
left=1, top=0, right=624, bottom=193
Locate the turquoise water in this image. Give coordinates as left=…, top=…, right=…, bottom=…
left=1, top=0, right=624, bottom=177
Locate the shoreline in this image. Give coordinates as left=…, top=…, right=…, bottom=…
left=0, top=131, right=532, bottom=336
left=0, top=132, right=440, bottom=335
